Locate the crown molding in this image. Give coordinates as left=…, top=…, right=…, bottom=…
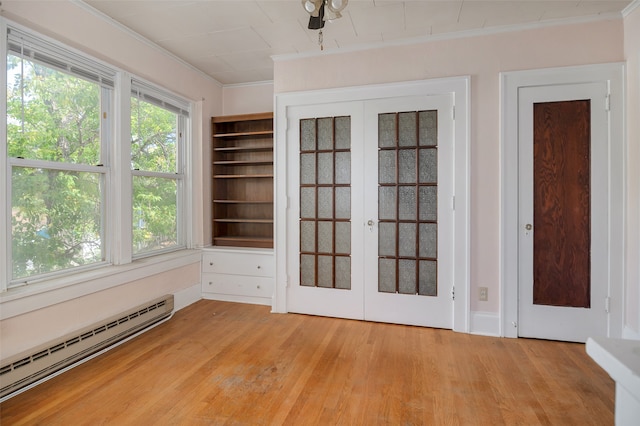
left=273, top=12, right=623, bottom=63
left=72, top=0, right=222, bottom=88
left=623, top=0, right=640, bottom=17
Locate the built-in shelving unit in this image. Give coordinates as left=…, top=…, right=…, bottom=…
left=211, top=112, right=273, bottom=248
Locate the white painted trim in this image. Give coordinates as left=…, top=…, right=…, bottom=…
left=274, top=77, right=470, bottom=333
left=623, top=0, right=640, bottom=17
left=469, top=311, right=501, bottom=337
left=0, top=19, right=8, bottom=292
left=273, top=14, right=622, bottom=63
left=222, top=80, right=274, bottom=89
left=202, top=293, right=272, bottom=307
left=0, top=249, right=202, bottom=320
left=173, top=283, right=202, bottom=311
left=500, top=63, right=625, bottom=339
left=622, top=326, right=640, bottom=340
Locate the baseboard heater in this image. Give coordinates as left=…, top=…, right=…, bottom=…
left=0, top=294, right=174, bottom=401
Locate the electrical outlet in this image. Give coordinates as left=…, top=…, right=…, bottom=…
left=479, top=287, right=488, bottom=302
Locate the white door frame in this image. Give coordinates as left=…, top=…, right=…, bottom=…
left=274, top=77, right=471, bottom=333
left=500, top=63, right=625, bottom=339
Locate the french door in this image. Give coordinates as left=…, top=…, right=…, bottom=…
left=286, top=95, right=454, bottom=328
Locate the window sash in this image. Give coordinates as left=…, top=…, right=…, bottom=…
left=7, top=27, right=115, bottom=88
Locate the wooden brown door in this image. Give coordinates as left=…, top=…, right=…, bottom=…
left=518, top=82, right=609, bottom=343
left=532, top=100, right=591, bottom=308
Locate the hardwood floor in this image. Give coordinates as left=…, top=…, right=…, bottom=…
left=0, top=300, right=614, bottom=425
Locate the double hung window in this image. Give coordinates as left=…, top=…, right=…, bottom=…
left=3, top=23, right=191, bottom=289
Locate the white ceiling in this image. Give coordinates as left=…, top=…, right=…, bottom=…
left=83, top=0, right=632, bottom=85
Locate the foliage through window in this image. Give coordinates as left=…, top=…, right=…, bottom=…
left=3, top=24, right=190, bottom=287
left=131, top=85, right=187, bottom=256
left=7, top=49, right=107, bottom=280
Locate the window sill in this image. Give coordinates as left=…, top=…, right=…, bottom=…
left=0, top=249, right=202, bottom=320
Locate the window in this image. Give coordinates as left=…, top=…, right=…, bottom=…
left=5, top=26, right=113, bottom=283
left=2, top=23, right=191, bottom=289
left=131, top=81, right=188, bottom=256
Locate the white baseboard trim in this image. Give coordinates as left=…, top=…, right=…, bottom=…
left=173, top=283, right=202, bottom=311
left=470, top=311, right=501, bottom=337
left=622, top=325, right=640, bottom=340
left=202, top=292, right=272, bottom=306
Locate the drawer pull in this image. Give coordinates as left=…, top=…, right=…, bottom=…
left=257, top=265, right=261, bottom=269
left=209, top=262, right=213, bottom=266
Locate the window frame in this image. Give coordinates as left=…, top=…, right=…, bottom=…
left=1, top=19, right=193, bottom=292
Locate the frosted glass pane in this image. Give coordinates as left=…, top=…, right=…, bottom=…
left=317, top=118, right=333, bottom=150
left=378, top=113, right=396, bottom=148
left=399, top=223, right=417, bottom=257
left=419, top=110, right=437, bottom=146
left=378, top=258, right=396, bottom=293
left=318, top=221, right=333, bottom=253
left=419, top=186, right=437, bottom=221
left=419, top=223, right=437, bottom=258
left=317, top=255, right=333, bottom=288
left=300, top=119, right=316, bottom=151
left=399, top=260, right=416, bottom=294
left=300, top=153, right=316, bottom=185
left=399, top=112, right=417, bottom=147
left=378, top=222, right=396, bottom=256
left=335, top=187, right=350, bottom=219
left=419, top=149, right=437, bottom=183
left=398, top=150, right=416, bottom=183
left=318, top=152, right=333, bottom=184
left=335, top=256, right=351, bottom=289
left=317, top=187, right=333, bottom=219
left=419, top=260, right=437, bottom=296
left=300, top=220, right=315, bottom=252
left=398, top=186, right=416, bottom=220
left=335, top=152, right=350, bottom=184
left=378, top=150, right=396, bottom=184
left=300, top=187, right=316, bottom=219
left=335, top=116, right=350, bottom=150
left=335, top=222, right=351, bottom=254
left=378, top=186, right=396, bottom=220
left=300, top=254, right=315, bottom=286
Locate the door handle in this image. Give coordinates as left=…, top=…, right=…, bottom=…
left=367, top=219, right=375, bottom=232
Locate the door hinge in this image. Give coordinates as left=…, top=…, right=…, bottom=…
left=286, top=275, right=291, bottom=288
left=451, top=196, right=455, bottom=211
left=452, top=106, right=456, bottom=120
left=605, top=296, right=611, bottom=313
left=605, top=94, right=611, bottom=112
left=451, top=285, right=455, bottom=300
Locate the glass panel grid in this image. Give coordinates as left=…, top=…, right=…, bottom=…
left=299, top=116, right=351, bottom=290
left=378, top=110, right=438, bottom=296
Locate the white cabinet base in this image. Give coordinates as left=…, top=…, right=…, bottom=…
left=201, top=248, right=274, bottom=307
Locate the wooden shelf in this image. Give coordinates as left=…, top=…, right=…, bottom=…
left=214, top=218, right=273, bottom=224
left=213, top=236, right=273, bottom=249
left=214, top=200, right=272, bottom=204
left=211, top=112, right=274, bottom=249
left=214, top=160, right=273, bottom=166
left=214, top=146, right=272, bottom=152
left=213, top=174, right=273, bottom=179
left=214, top=130, right=273, bottom=138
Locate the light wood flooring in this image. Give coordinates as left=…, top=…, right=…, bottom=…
left=0, top=300, right=614, bottom=425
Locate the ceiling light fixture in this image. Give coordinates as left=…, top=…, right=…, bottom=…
left=302, top=0, right=348, bottom=50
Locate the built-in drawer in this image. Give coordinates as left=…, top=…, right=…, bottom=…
left=202, top=251, right=273, bottom=277
left=202, top=273, right=273, bottom=298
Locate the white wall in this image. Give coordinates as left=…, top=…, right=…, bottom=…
left=222, top=83, right=274, bottom=116
left=0, top=1, right=222, bottom=360
left=624, top=4, right=640, bottom=336
left=273, top=18, right=626, bottom=317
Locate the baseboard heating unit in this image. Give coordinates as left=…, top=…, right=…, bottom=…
left=0, top=294, right=174, bottom=401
